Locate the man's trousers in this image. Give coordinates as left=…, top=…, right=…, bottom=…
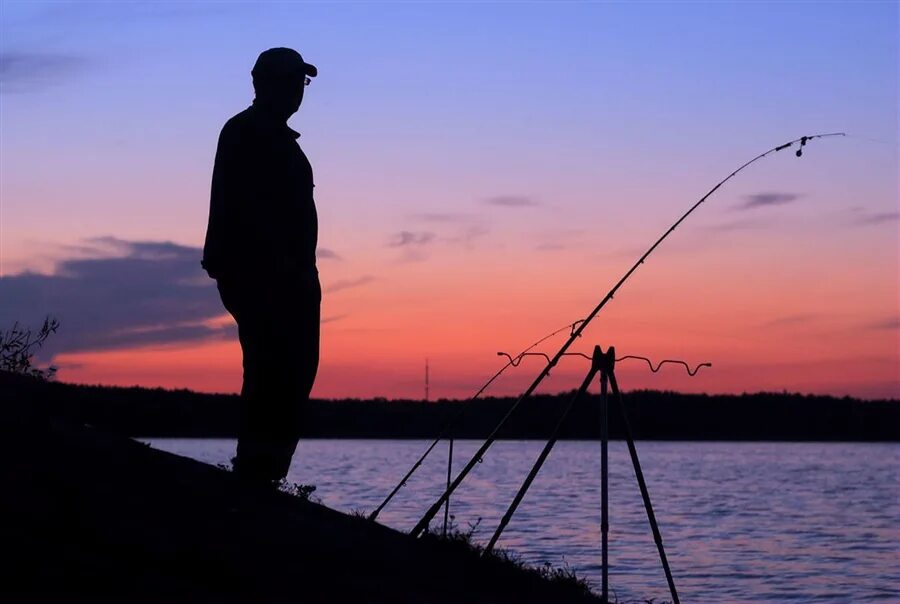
left=216, top=270, right=321, bottom=483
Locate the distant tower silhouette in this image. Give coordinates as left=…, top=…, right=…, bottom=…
left=425, top=358, right=430, bottom=402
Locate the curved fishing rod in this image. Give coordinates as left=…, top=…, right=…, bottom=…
left=368, top=319, right=583, bottom=521
left=410, top=132, right=845, bottom=537
left=497, top=351, right=712, bottom=376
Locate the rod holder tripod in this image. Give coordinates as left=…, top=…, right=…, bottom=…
left=483, top=344, right=680, bottom=604
left=605, top=355, right=680, bottom=604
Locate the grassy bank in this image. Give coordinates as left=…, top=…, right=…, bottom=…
left=0, top=372, right=598, bottom=603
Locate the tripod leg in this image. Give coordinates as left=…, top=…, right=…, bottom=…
left=442, top=436, right=454, bottom=537
left=600, top=371, right=609, bottom=603
left=608, top=371, right=680, bottom=604
left=483, top=354, right=601, bottom=555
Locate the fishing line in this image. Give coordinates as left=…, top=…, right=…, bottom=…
left=368, top=319, right=583, bottom=521
left=844, top=133, right=898, bottom=147
left=409, top=132, right=846, bottom=537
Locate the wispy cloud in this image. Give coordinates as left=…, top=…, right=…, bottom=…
left=409, top=213, right=491, bottom=247
left=484, top=195, right=539, bottom=208
left=388, top=231, right=435, bottom=247
left=326, top=275, right=375, bottom=293
left=322, top=313, right=349, bottom=324
left=412, top=213, right=476, bottom=223
left=0, top=51, right=89, bottom=94
left=443, top=225, right=490, bottom=246
left=867, top=316, right=900, bottom=330
left=762, top=314, right=819, bottom=327
left=603, top=245, right=646, bottom=260
left=317, top=248, right=342, bottom=261
left=736, top=192, right=802, bottom=211
left=706, top=218, right=770, bottom=232
left=853, top=211, right=900, bottom=226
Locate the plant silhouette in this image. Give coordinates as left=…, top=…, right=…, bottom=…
left=0, top=316, right=59, bottom=380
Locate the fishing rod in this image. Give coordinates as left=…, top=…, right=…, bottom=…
left=368, top=319, right=583, bottom=522
left=410, top=132, right=845, bottom=537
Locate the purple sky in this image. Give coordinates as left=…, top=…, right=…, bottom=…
left=1, top=1, right=897, bottom=399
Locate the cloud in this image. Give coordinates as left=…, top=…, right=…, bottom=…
left=322, top=314, right=349, bottom=324
left=484, top=195, right=539, bottom=208
left=443, top=225, right=490, bottom=246
left=83, top=322, right=236, bottom=351
left=603, top=245, right=646, bottom=260
left=0, top=237, right=228, bottom=356
left=854, top=211, right=900, bottom=226
left=317, top=247, right=342, bottom=261
left=706, top=218, right=770, bottom=232
left=0, top=51, right=88, bottom=94
left=761, top=314, right=818, bottom=327
left=412, top=213, right=475, bottom=223
left=409, top=213, right=491, bottom=247
left=395, top=250, right=431, bottom=264
left=388, top=231, right=435, bottom=247
left=867, top=317, right=900, bottom=330
left=736, top=192, right=802, bottom=211
left=325, top=275, right=375, bottom=293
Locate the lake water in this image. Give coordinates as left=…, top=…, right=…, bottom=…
left=142, top=438, right=899, bottom=603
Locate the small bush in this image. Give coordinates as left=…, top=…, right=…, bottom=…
left=277, top=481, right=320, bottom=503
left=0, top=317, right=59, bottom=380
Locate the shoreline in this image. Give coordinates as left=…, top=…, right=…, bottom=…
left=0, top=376, right=598, bottom=602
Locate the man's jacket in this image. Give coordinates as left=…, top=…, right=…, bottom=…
left=202, top=103, right=317, bottom=280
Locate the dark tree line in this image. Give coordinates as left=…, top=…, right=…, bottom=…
left=2, top=371, right=896, bottom=441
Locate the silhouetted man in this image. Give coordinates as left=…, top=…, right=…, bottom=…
left=202, top=48, right=320, bottom=486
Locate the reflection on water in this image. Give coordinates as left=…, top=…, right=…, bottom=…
left=143, top=439, right=900, bottom=603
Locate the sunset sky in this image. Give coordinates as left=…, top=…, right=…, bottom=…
left=1, top=1, right=897, bottom=400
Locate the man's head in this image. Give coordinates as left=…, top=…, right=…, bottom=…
left=251, top=48, right=317, bottom=118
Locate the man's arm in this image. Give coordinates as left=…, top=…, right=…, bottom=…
left=202, top=122, right=244, bottom=279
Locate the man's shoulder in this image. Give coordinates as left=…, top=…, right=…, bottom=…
left=219, top=107, right=255, bottom=140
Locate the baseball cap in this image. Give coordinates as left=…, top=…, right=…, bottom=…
left=252, top=47, right=318, bottom=79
